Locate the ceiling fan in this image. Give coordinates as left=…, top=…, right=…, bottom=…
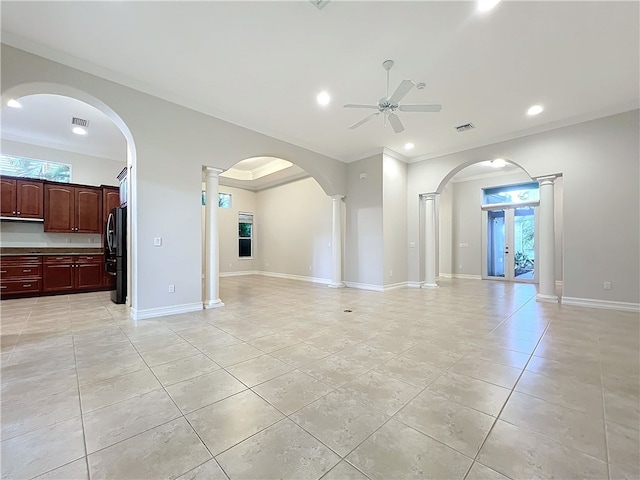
left=344, top=60, right=442, bottom=133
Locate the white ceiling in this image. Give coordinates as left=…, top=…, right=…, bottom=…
left=1, top=1, right=638, bottom=166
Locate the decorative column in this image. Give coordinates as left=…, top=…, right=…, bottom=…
left=422, top=193, right=439, bottom=288
left=204, top=167, right=225, bottom=308
left=536, top=175, right=558, bottom=303
left=329, top=195, right=345, bottom=288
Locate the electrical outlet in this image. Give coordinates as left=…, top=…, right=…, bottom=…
left=390, top=270, right=393, bottom=277
left=154, top=237, right=162, bottom=246
left=409, top=242, right=416, bottom=248
left=168, top=284, right=175, bottom=293
left=604, top=281, right=612, bottom=290
left=459, top=265, right=463, bottom=269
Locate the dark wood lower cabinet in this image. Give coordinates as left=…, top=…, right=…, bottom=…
left=2, top=254, right=109, bottom=298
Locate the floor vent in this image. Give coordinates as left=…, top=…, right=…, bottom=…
left=455, top=123, right=475, bottom=132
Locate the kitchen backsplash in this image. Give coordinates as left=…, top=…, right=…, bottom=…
left=0, top=221, right=102, bottom=248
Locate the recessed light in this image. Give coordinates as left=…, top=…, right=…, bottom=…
left=404, top=142, right=415, bottom=150
left=527, top=105, right=544, bottom=116
left=7, top=99, right=22, bottom=108
left=317, top=91, right=331, bottom=106
left=72, top=126, right=87, bottom=135
left=491, top=158, right=507, bottom=168
left=477, top=0, right=501, bottom=13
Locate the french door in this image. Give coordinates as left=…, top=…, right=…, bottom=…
left=482, top=205, right=538, bottom=283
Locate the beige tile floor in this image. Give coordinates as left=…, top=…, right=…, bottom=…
left=1, top=276, right=638, bottom=480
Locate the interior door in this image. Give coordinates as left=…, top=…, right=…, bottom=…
left=482, top=206, right=537, bottom=283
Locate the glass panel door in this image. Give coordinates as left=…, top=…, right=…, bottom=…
left=487, top=209, right=506, bottom=278
left=482, top=206, right=537, bottom=283
left=513, top=207, right=535, bottom=280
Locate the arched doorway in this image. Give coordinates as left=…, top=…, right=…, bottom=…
left=419, top=157, right=562, bottom=301
left=201, top=156, right=345, bottom=308
left=1, top=84, right=138, bottom=306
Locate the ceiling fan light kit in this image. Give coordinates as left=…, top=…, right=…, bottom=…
left=344, top=60, right=442, bottom=133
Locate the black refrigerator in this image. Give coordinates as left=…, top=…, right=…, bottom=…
left=105, top=206, right=127, bottom=304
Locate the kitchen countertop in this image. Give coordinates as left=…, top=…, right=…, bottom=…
left=0, top=247, right=105, bottom=256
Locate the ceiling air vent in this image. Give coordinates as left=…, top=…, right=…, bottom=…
left=455, top=123, right=475, bottom=132
left=310, top=0, right=330, bottom=9
left=71, top=117, right=89, bottom=128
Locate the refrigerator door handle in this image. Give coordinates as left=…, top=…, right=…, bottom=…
left=106, top=212, right=115, bottom=252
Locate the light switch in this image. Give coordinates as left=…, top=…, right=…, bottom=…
left=154, top=237, right=162, bottom=246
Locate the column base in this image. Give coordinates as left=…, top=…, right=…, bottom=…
left=328, top=282, right=345, bottom=289
left=204, top=299, right=225, bottom=309
left=536, top=293, right=558, bottom=303
left=421, top=283, right=439, bottom=289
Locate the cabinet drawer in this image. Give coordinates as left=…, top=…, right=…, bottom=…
left=76, top=255, right=103, bottom=264
left=1, top=279, right=42, bottom=294
left=1, top=256, right=41, bottom=265
left=0, top=264, right=42, bottom=279
left=44, top=256, right=75, bottom=264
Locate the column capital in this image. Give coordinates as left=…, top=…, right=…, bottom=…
left=204, top=167, right=225, bottom=178
left=331, top=194, right=346, bottom=201
left=420, top=193, right=438, bottom=201
left=535, top=175, right=558, bottom=186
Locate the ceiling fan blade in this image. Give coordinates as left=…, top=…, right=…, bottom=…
left=344, top=104, right=379, bottom=109
left=349, top=113, right=380, bottom=129
left=388, top=80, right=415, bottom=105
left=398, top=104, right=443, bottom=112
left=388, top=113, right=405, bottom=133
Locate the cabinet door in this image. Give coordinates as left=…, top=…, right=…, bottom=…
left=76, top=262, right=103, bottom=290
left=0, top=178, right=17, bottom=217
left=43, top=262, right=75, bottom=292
left=44, top=184, right=75, bottom=232
left=16, top=180, right=44, bottom=218
left=76, top=187, right=102, bottom=233
left=103, top=187, right=120, bottom=227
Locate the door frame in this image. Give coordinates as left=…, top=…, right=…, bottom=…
left=481, top=202, right=539, bottom=283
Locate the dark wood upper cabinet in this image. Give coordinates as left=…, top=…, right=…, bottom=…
left=75, top=187, right=102, bottom=233
left=16, top=180, right=45, bottom=218
left=102, top=186, right=120, bottom=226
left=44, top=184, right=102, bottom=233
left=0, top=177, right=44, bottom=219
left=0, top=178, right=16, bottom=217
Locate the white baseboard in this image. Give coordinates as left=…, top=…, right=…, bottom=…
left=131, top=302, right=203, bottom=320
left=407, top=282, right=423, bottom=288
left=450, top=274, right=482, bottom=280
left=561, top=296, right=640, bottom=313
left=344, top=282, right=384, bottom=292
left=259, top=271, right=331, bottom=285
left=219, top=270, right=259, bottom=277
left=383, top=282, right=409, bottom=291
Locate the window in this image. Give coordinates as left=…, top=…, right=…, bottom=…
left=218, top=193, right=232, bottom=208
left=483, top=182, right=539, bottom=205
left=238, top=212, right=253, bottom=258
left=200, top=191, right=232, bottom=208
left=0, top=154, right=71, bottom=182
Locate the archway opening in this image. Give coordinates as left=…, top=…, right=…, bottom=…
left=201, top=155, right=339, bottom=306
left=1, top=85, right=137, bottom=307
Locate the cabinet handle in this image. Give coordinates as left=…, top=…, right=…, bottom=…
left=23, top=269, right=32, bottom=273
left=22, top=284, right=31, bottom=288
left=16, top=211, right=20, bottom=215
left=12, top=211, right=16, bottom=214
left=0, top=270, right=6, bottom=274
left=0, top=286, right=6, bottom=289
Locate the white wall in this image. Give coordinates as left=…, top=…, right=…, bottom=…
left=1, top=139, right=124, bottom=187
left=346, top=154, right=383, bottom=288
left=408, top=110, right=639, bottom=306
left=257, top=177, right=332, bottom=281
left=382, top=153, right=408, bottom=286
